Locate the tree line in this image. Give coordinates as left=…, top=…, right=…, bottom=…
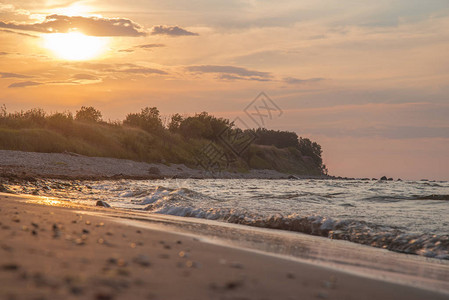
left=0, top=105, right=325, bottom=170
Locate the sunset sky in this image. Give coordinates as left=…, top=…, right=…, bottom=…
left=1, top=0, right=448, bottom=180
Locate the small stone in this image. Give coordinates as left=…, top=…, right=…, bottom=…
left=85, top=221, right=91, bottom=225
left=230, top=262, right=244, bottom=269
left=31, top=222, right=39, bottom=228
left=225, top=280, right=243, bottom=290
left=317, top=291, right=329, bottom=299
left=82, top=229, right=90, bottom=234
left=2, top=264, right=19, bottom=271
left=70, top=286, right=84, bottom=295
left=95, top=293, right=113, bottom=300
left=133, top=255, right=151, bottom=267
left=287, top=272, right=295, bottom=279
left=96, top=201, right=111, bottom=208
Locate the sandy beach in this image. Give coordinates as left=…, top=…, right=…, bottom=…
left=1, top=193, right=448, bottom=300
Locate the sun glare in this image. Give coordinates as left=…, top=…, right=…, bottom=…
left=44, top=32, right=108, bottom=61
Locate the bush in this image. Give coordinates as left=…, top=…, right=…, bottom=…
left=124, top=107, right=163, bottom=134
left=75, top=106, right=102, bottom=123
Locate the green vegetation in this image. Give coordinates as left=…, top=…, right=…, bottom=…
left=0, top=105, right=325, bottom=175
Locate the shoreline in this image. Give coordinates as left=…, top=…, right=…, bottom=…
left=1, top=194, right=448, bottom=299
left=0, top=149, right=330, bottom=180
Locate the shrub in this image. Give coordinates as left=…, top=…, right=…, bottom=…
left=75, top=106, right=102, bottom=123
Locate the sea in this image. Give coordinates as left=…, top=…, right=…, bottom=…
left=5, top=178, right=449, bottom=259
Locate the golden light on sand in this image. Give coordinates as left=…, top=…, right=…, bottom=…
left=44, top=32, right=108, bottom=61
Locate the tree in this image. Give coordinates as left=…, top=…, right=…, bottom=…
left=168, top=113, right=184, bottom=132
left=75, top=106, right=102, bottom=123
left=252, top=128, right=299, bottom=148
left=298, top=137, right=323, bottom=167
left=176, top=112, right=232, bottom=140
left=124, top=107, right=163, bottom=134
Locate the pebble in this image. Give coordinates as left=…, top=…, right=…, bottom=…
left=230, top=261, right=244, bottom=269
left=225, top=280, right=244, bottom=290
left=317, top=291, right=329, bottom=299
left=69, top=286, right=84, bottom=295
left=1, top=263, right=19, bottom=271
left=96, top=201, right=111, bottom=208
left=133, top=255, right=151, bottom=267
left=95, top=293, right=114, bottom=300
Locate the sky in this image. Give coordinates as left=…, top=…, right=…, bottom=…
left=0, top=0, right=448, bottom=180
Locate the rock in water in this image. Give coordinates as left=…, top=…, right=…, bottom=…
left=96, top=200, right=111, bottom=208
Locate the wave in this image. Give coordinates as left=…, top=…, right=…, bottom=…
left=3, top=178, right=448, bottom=260
left=142, top=189, right=449, bottom=260
left=416, top=194, right=449, bottom=201
left=362, top=194, right=449, bottom=202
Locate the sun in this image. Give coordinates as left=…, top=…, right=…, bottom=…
left=44, top=32, right=108, bottom=61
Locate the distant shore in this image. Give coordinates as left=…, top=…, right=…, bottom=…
left=1, top=194, right=448, bottom=299
left=0, top=150, right=329, bottom=180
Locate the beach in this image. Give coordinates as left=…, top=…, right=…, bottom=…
left=0, top=150, right=301, bottom=180
left=1, top=193, right=448, bottom=300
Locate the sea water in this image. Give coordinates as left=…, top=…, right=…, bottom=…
left=4, top=178, right=449, bottom=259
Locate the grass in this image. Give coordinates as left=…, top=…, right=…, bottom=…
left=0, top=107, right=323, bottom=175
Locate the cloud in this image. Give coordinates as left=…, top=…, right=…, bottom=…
left=69, top=62, right=168, bottom=76
left=218, top=74, right=271, bottom=82
left=186, top=65, right=272, bottom=81
left=72, top=74, right=99, bottom=80
left=116, top=67, right=168, bottom=75
left=119, top=43, right=165, bottom=53
left=8, top=81, right=43, bottom=88
left=0, top=72, right=32, bottom=78
left=136, top=43, right=166, bottom=49
left=0, top=29, right=38, bottom=38
left=0, top=14, right=146, bottom=37
left=283, top=77, right=324, bottom=84
left=151, top=25, right=198, bottom=36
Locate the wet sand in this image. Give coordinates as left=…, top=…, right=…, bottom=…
left=0, top=194, right=448, bottom=300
